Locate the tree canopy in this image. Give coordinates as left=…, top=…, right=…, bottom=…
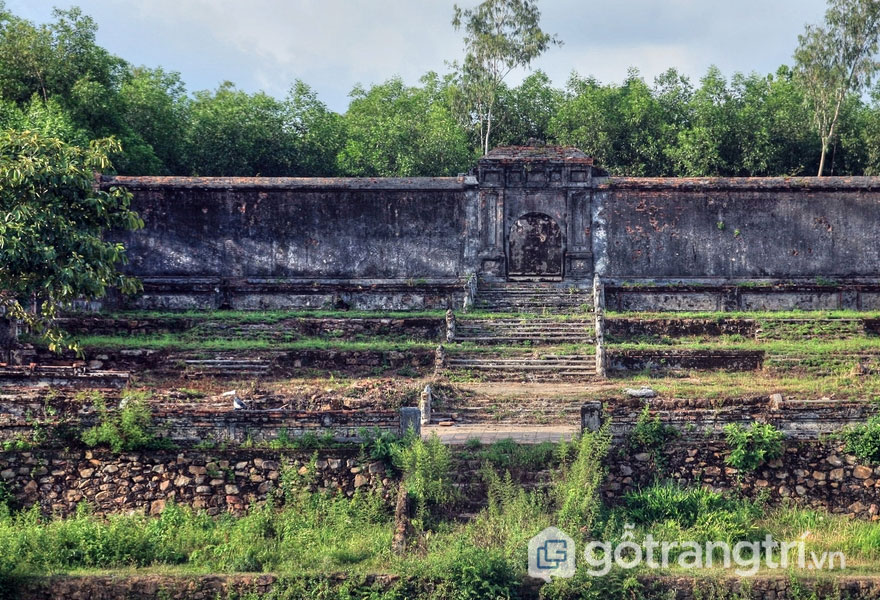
left=0, top=0, right=879, bottom=178
left=0, top=130, right=142, bottom=351
left=795, top=0, right=880, bottom=175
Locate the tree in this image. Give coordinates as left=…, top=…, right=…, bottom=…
left=452, top=0, right=560, bottom=155
left=0, top=130, right=142, bottom=352
left=795, top=0, right=880, bottom=175
left=118, top=67, right=189, bottom=174
left=184, top=82, right=294, bottom=176
left=338, top=75, right=472, bottom=177
left=284, top=80, right=345, bottom=176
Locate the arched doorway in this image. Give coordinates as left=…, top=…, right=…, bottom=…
left=507, top=212, right=563, bottom=279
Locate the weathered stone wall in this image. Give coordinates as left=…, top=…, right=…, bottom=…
left=598, top=177, right=880, bottom=281
left=601, top=397, right=877, bottom=440
left=605, top=440, right=880, bottom=519
left=56, top=316, right=444, bottom=340
left=98, top=170, right=880, bottom=312
left=1, top=437, right=877, bottom=519
left=0, top=448, right=393, bottom=516
left=102, top=176, right=481, bottom=310
left=0, top=406, right=412, bottom=447
left=12, top=574, right=880, bottom=600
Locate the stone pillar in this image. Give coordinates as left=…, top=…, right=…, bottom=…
left=445, top=309, right=456, bottom=343
left=0, top=317, right=19, bottom=364
left=419, top=385, right=432, bottom=425
left=593, top=274, right=606, bottom=378
left=434, top=345, right=446, bottom=376
left=399, top=407, right=421, bottom=438
left=581, top=401, right=603, bottom=434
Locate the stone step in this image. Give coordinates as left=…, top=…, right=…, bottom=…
left=181, top=359, right=272, bottom=377
left=455, top=336, right=594, bottom=345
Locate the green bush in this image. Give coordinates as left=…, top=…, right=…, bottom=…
left=466, top=438, right=557, bottom=471
left=81, top=393, right=168, bottom=453
left=628, top=405, right=678, bottom=469
left=395, top=433, right=453, bottom=525
left=840, top=415, right=880, bottom=464
left=359, top=427, right=415, bottom=470
left=555, top=424, right=612, bottom=535
left=723, top=422, right=784, bottom=473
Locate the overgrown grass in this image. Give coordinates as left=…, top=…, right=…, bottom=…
left=73, top=334, right=436, bottom=352
left=606, top=310, right=880, bottom=320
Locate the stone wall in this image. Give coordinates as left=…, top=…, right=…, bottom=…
left=598, top=177, right=880, bottom=281
left=11, top=574, right=880, bottom=600
left=604, top=440, right=880, bottom=519
left=1, top=437, right=877, bottom=519
left=57, top=315, right=444, bottom=340
left=102, top=176, right=480, bottom=310
left=0, top=407, right=414, bottom=447
left=600, top=397, right=877, bottom=440
left=0, top=448, right=394, bottom=517
left=96, top=161, right=880, bottom=312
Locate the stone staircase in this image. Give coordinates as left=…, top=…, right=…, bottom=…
left=474, top=280, right=593, bottom=313
left=176, top=356, right=274, bottom=378
left=455, top=317, right=594, bottom=345
left=439, top=280, right=599, bottom=382
left=444, top=351, right=597, bottom=381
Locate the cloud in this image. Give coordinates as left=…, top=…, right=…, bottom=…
left=9, top=0, right=828, bottom=111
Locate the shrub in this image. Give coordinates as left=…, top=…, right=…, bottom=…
left=555, top=424, right=612, bottom=535
left=359, top=427, right=415, bottom=470
left=723, top=422, right=784, bottom=473
left=395, top=433, right=453, bottom=525
left=628, top=405, right=678, bottom=470
left=81, top=393, right=168, bottom=453
left=840, top=415, right=880, bottom=464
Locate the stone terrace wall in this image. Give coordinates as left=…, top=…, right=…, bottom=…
left=605, top=440, right=880, bottom=519
left=600, top=397, right=877, bottom=440
left=1, top=438, right=878, bottom=519
left=0, top=406, right=414, bottom=447
left=14, top=574, right=880, bottom=600
left=56, top=316, right=444, bottom=340
left=0, top=448, right=394, bottom=516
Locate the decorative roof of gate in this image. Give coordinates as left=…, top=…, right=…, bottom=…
left=480, top=145, right=596, bottom=165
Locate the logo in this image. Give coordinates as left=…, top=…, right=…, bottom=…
left=528, top=526, right=575, bottom=582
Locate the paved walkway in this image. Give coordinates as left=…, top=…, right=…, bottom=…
left=422, top=423, right=577, bottom=445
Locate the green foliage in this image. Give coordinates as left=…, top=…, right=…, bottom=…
left=622, top=480, right=736, bottom=528
left=465, top=437, right=557, bottom=470
left=0, top=129, right=142, bottom=352
left=839, top=415, right=880, bottom=464
left=359, top=427, right=415, bottom=470
left=0, top=493, right=391, bottom=579
left=80, top=392, right=167, bottom=453
left=723, top=422, right=785, bottom=472
left=395, top=433, right=453, bottom=524
left=629, top=405, right=679, bottom=470
left=452, top=0, right=561, bottom=154
left=337, top=74, right=473, bottom=176
left=469, top=465, right=551, bottom=557
left=795, top=0, right=880, bottom=175
left=556, top=425, right=612, bottom=535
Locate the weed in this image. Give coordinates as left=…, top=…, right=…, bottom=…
left=723, top=422, right=784, bottom=472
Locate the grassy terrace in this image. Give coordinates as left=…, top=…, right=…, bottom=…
left=1, top=435, right=879, bottom=597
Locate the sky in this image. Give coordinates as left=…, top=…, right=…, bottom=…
left=7, top=0, right=829, bottom=113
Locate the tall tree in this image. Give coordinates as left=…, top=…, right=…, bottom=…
left=0, top=131, right=142, bottom=352
left=795, top=0, right=880, bottom=175
left=452, top=0, right=560, bottom=155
